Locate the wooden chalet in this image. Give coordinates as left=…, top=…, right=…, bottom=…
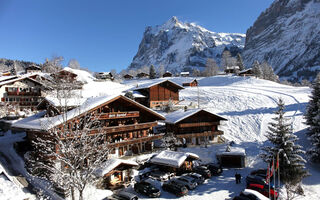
left=182, top=79, right=198, bottom=87
left=165, top=109, right=227, bottom=146
left=95, top=158, right=138, bottom=190
left=96, top=72, right=114, bottom=80
left=123, top=74, right=133, bottom=80
left=238, top=68, right=253, bottom=77
left=0, top=76, right=45, bottom=111
left=25, top=64, right=42, bottom=74
left=136, top=72, right=149, bottom=79
left=51, top=69, right=77, bottom=82
left=180, top=72, right=190, bottom=77
left=162, top=71, right=172, bottom=78
left=133, top=80, right=184, bottom=109
left=149, top=150, right=199, bottom=172
left=37, top=97, right=86, bottom=116
left=225, top=66, right=240, bottom=74
left=12, top=95, right=165, bottom=157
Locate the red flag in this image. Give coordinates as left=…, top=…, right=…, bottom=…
left=266, top=163, right=270, bottom=184
left=276, top=153, right=279, bottom=171
left=270, top=159, right=274, bottom=177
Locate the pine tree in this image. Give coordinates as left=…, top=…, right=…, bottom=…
left=236, top=53, right=245, bottom=71
left=261, top=98, right=308, bottom=186
left=305, top=73, right=320, bottom=162
left=149, top=65, right=156, bottom=79
left=252, top=60, right=262, bottom=78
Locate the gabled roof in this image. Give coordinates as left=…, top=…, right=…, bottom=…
left=39, top=96, right=87, bottom=108
left=0, top=75, right=18, bottom=83
left=165, top=108, right=227, bottom=124
left=134, top=79, right=184, bottom=90
left=94, top=158, right=138, bottom=177
left=0, top=75, right=44, bottom=87
left=239, top=68, right=253, bottom=74
left=150, top=150, right=199, bottom=168
left=12, top=94, right=165, bottom=131
left=168, top=77, right=198, bottom=86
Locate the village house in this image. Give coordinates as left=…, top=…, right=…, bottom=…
left=180, top=71, right=190, bottom=77
left=96, top=72, right=114, bottom=80
left=225, top=66, right=240, bottom=74
left=136, top=72, right=149, bottom=79
left=149, top=150, right=199, bottom=173
left=123, top=74, right=133, bottom=80
left=25, top=64, right=42, bottom=74
left=12, top=94, right=165, bottom=157
left=132, top=79, right=184, bottom=109
left=162, top=71, right=172, bottom=78
left=182, top=79, right=198, bottom=87
left=238, top=68, right=254, bottom=77
left=165, top=109, right=227, bottom=146
left=0, top=75, right=46, bottom=111
left=51, top=69, right=78, bottom=83
left=95, top=158, right=138, bottom=190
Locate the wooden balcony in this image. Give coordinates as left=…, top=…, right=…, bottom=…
left=178, top=122, right=219, bottom=128
left=90, top=122, right=158, bottom=135
left=107, top=134, right=164, bottom=148
left=175, top=131, right=224, bottom=139
left=7, top=91, right=41, bottom=96
left=97, top=111, right=139, bottom=120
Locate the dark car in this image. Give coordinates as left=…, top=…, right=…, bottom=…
left=204, top=163, right=223, bottom=176
left=193, top=166, right=211, bottom=179
left=134, top=181, right=160, bottom=198
left=247, top=183, right=278, bottom=199
left=182, top=172, right=205, bottom=185
left=111, top=191, right=139, bottom=200
left=250, top=169, right=270, bottom=179
left=162, top=180, right=188, bottom=196
left=233, top=196, right=252, bottom=200
left=246, top=175, right=267, bottom=186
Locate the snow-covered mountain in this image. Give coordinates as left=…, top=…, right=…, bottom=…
left=242, top=0, right=320, bottom=82
left=129, top=17, right=245, bottom=73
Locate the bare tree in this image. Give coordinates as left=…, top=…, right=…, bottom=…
left=42, top=56, right=64, bottom=73
left=157, top=65, right=165, bottom=77
left=203, top=58, right=219, bottom=77
left=26, top=63, right=109, bottom=200
left=68, top=59, right=80, bottom=69
left=260, top=61, right=279, bottom=82
left=192, top=68, right=201, bottom=77
left=221, top=50, right=236, bottom=71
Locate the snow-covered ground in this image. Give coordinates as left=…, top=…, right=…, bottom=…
left=1, top=73, right=318, bottom=200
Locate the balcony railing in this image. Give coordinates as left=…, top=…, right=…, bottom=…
left=178, top=122, right=219, bottom=128
left=7, top=91, right=41, bottom=96
left=175, top=130, right=224, bottom=138
left=107, top=134, right=164, bottom=148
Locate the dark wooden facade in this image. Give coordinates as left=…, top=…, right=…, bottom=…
left=182, top=79, right=198, bottom=87
left=238, top=68, right=253, bottom=77
left=25, top=65, right=41, bottom=74
left=166, top=110, right=227, bottom=145
left=136, top=72, right=149, bottom=79
left=123, top=74, right=133, bottom=80
left=27, top=95, right=165, bottom=157
left=134, top=80, right=184, bottom=109
left=162, top=72, right=172, bottom=77
left=51, top=70, right=77, bottom=82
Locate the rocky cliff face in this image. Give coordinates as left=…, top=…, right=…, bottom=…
left=129, top=17, right=245, bottom=73
left=242, top=0, right=320, bottom=81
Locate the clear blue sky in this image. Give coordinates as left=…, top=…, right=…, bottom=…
left=0, top=0, right=273, bottom=72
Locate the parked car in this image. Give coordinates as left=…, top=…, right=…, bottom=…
left=149, top=170, right=174, bottom=181
left=193, top=166, right=211, bottom=179
left=134, top=181, right=161, bottom=198
left=203, top=163, right=223, bottom=176
left=110, top=191, right=139, bottom=200
left=240, top=189, right=269, bottom=200
left=182, top=172, right=205, bottom=185
left=173, top=176, right=198, bottom=190
left=233, top=196, right=252, bottom=200
left=246, top=175, right=268, bottom=186
left=247, top=183, right=278, bottom=199
left=162, top=180, right=188, bottom=196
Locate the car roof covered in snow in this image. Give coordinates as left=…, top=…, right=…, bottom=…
left=164, top=108, right=227, bottom=124
left=94, top=158, right=138, bottom=177
left=216, top=146, right=246, bottom=156
left=150, top=150, right=199, bottom=168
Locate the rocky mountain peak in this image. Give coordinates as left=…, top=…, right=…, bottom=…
left=129, top=17, right=245, bottom=74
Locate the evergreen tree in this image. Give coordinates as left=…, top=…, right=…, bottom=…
left=149, top=65, right=156, bottom=79
left=252, top=60, right=262, bottom=78
left=305, top=73, right=320, bottom=162
left=236, top=53, right=245, bottom=71
left=260, top=61, right=279, bottom=82
left=261, top=98, right=308, bottom=186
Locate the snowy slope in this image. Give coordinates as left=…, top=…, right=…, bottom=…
left=129, top=16, right=245, bottom=73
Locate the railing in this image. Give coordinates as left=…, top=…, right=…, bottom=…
left=107, top=134, right=164, bottom=148
left=178, top=122, right=219, bottom=128
left=97, top=111, right=139, bottom=120
left=7, top=91, right=41, bottom=96
left=175, top=131, right=224, bottom=138
left=89, top=122, right=158, bottom=135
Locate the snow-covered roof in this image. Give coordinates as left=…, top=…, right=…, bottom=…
left=12, top=94, right=165, bottom=131
left=216, top=146, right=246, bottom=156
left=64, top=67, right=96, bottom=83
left=180, top=72, right=190, bottom=75
left=132, top=90, right=146, bottom=98
left=150, top=150, right=199, bottom=168
left=226, top=66, right=240, bottom=70
left=94, top=158, right=138, bottom=177
left=242, top=189, right=269, bottom=200
left=0, top=75, right=18, bottom=83
left=43, top=96, right=87, bottom=107
left=134, top=79, right=184, bottom=90
left=0, top=74, right=44, bottom=87
left=167, top=77, right=198, bottom=85
left=165, top=108, right=227, bottom=124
